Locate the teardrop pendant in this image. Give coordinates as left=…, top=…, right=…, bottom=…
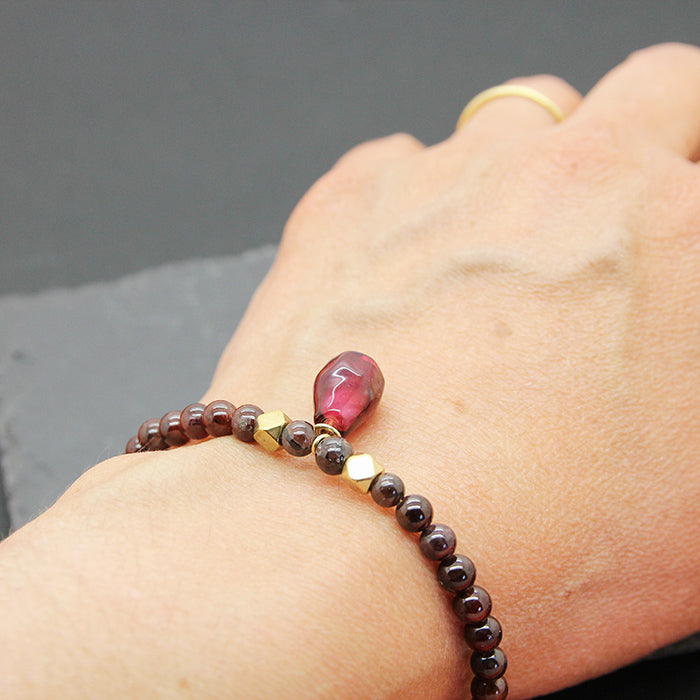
left=313, top=351, right=384, bottom=436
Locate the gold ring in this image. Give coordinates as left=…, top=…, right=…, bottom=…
left=456, top=85, right=565, bottom=129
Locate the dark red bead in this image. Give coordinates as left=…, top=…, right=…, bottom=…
left=313, top=351, right=384, bottom=435
left=203, top=400, right=235, bottom=437
left=437, top=554, right=476, bottom=592
left=370, top=472, right=404, bottom=507
left=281, top=420, right=315, bottom=456
left=464, top=616, right=502, bottom=653
left=159, top=410, right=189, bottom=447
left=470, top=676, right=508, bottom=700
left=180, top=403, right=208, bottom=440
left=137, top=418, right=167, bottom=451
left=396, top=494, right=433, bottom=532
left=231, top=404, right=263, bottom=442
left=419, top=523, right=457, bottom=561
left=454, top=586, right=492, bottom=624
left=471, top=648, right=507, bottom=681
left=315, top=436, right=353, bottom=475
left=125, top=435, right=142, bottom=454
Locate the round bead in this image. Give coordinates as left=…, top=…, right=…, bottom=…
left=125, top=435, right=142, bottom=454
left=464, top=616, right=503, bottom=653
left=370, top=472, right=404, bottom=507
left=470, top=676, right=508, bottom=700
left=137, top=418, right=167, bottom=451
left=453, top=586, right=492, bottom=624
left=281, top=420, right=315, bottom=456
left=437, top=554, right=476, bottom=592
left=419, top=523, right=456, bottom=561
left=203, top=400, right=236, bottom=437
left=470, top=648, right=507, bottom=681
left=159, top=410, right=188, bottom=447
left=395, top=494, right=433, bottom=533
left=315, top=436, right=353, bottom=476
left=231, top=404, right=263, bottom=442
left=180, top=403, right=208, bottom=440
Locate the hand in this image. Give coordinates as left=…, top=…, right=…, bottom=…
left=209, top=41, right=700, bottom=695
left=1, top=43, right=699, bottom=700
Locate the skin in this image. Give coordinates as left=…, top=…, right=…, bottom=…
left=1, top=43, right=700, bottom=700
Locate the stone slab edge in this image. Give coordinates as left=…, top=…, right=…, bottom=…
left=0, top=245, right=276, bottom=530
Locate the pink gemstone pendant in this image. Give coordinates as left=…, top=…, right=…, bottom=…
left=313, top=351, right=385, bottom=436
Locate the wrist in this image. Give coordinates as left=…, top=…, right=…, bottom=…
left=0, top=437, right=467, bottom=698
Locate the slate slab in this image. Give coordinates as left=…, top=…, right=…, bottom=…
left=0, top=246, right=276, bottom=530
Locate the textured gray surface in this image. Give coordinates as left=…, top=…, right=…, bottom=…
left=0, top=246, right=275, bottom=529
left=2, top=1, right=699, bottom=294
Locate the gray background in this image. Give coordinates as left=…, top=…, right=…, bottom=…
left=2, top=1, right=699, bottom=293
left=1, top=3, right=699, bottom=699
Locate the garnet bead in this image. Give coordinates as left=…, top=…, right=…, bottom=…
left=231, top=404, right=263, bottom=442
left=471, top=648, right=507, bottom=681
left=180, top=403, right=208, bottom=440
left=395, top=494, right=433, bottom=532
left=137, top=418, right=167, bottom=451
left=370, top=472, right=404, bottom=507
left=437, top=554, right=476, bottom=593
left=125, top=435, right=142, bottom=454
left=419, top=523, right=457, bottom=561
left=281, top=420, right=315, bottom=456
left=453, top=586, right=492, bottom=624
left=315, top=436, right=353, bottom=475
left=159, top=410, right=188, bottom=447
left=313, top=351, right=384, bottom=435
left=203, top=400, right=235, bottom=437
left=464, top=616, right=503, bottom=653
left=470, top=676, right=508, bottom=700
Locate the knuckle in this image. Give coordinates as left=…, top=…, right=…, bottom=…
left=285, top=132, right=419, bottom=239
left=333, top=131, right=421, bottom=170
left=625, top=42, right=700, bottom=70
left=383, top=131, right=424, bottom=150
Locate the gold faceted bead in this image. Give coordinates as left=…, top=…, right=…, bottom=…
left=253, top=411, right=291, bottom=452
left=341, top=453, right=384, bottom=493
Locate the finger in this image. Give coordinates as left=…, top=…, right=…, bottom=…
left=450, top=75, right=582, bottom=145
left=568, top=43, right=700, bottom=160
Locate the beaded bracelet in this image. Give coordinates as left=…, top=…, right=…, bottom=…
left=124, top=351, right=508, bottom=700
